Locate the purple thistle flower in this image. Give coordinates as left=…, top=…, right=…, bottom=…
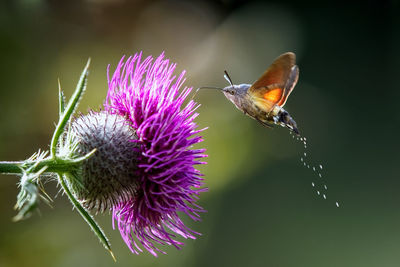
left=102, top=52, right=207, bottom=256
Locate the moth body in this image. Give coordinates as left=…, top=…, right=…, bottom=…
left=223, top=83, right=299, bottom=134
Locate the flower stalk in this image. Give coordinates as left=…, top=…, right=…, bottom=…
left=0, top=153, right=95, bottom=175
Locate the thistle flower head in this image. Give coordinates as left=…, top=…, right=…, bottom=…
left=71, top=52, right=207, bottom=256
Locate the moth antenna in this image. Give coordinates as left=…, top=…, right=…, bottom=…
left=223, top=70, right=234, bottom=87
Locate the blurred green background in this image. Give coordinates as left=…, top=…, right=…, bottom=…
left=1, top=0, right=400, bottom=266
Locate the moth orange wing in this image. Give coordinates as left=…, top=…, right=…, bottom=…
left=250, top=85, right=283, bottom=113
left=249, top=52, right=299, bottom=109
left=264, top=87, right=284, bottom=103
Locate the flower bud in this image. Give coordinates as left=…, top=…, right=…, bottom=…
left=70, top=111, right=140, bottom=212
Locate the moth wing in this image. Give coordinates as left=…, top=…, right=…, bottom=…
left=249, top=52, right=299, bottom=108
left=250, top=84, right=284, bottom=112
left=278, top=65, right=299, bottom=107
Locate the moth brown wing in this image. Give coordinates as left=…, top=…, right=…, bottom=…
left=278, top=65, right=299, bottom=107
left=249, top=52, right=296, bottom=92
left=249, top=52, right=297, bottom=106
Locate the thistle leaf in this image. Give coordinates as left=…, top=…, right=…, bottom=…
left=58, top=173, right=115, bottom=260
left=13, top=166, right=49, bottom=221
left=51, top=59, right=91, bottom=157
left=58, top=79, right=66, bottom=117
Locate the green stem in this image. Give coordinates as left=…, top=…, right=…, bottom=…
left=0, top=158, right=81, bottom=175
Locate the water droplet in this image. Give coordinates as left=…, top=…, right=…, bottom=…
left=295, top=134, right=337, bottom=206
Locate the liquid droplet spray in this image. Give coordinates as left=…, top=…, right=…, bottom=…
left=290, top=131, right=340, bottom=207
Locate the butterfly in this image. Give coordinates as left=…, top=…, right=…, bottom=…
left=197, top=52, right=300, bottom=135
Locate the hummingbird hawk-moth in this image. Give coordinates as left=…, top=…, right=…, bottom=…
left=198, top=52, right=300, bottom=135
